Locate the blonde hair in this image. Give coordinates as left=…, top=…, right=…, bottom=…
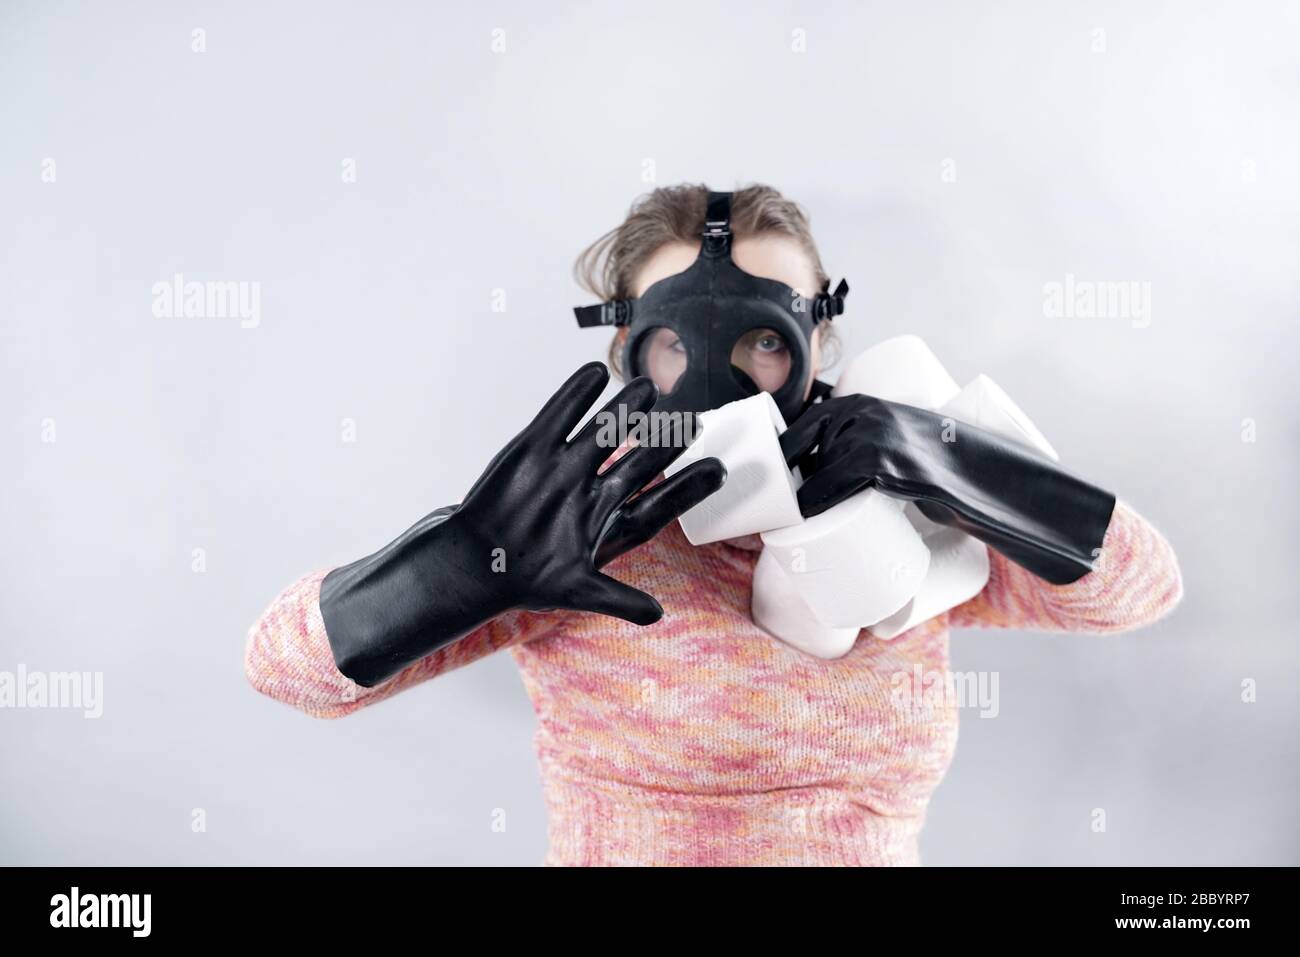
left=574, top=183, right=840, bottom=377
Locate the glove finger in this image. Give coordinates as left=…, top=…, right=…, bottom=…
left=595, top=458, right=727, bottom=567
left=529, top=361, right=611, bottom=445
left=568, top=375, right=659, bottom=469
left=598, top=411, right=703, bottom=505
left=779, top=408, right=831, bottom=468
left=578, top=572, right=664, bottom=626
left=795, top=464, right=873, bottom=518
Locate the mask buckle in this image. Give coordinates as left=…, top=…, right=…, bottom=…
left=701, top=190, right=733, bottom=256
left=572, top=298, right=633, bottom=328
left=812, top=279, right=850, bottom=321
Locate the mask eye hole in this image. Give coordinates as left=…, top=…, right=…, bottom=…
left=633, top=326, right=688, bottom=395
left=730, top=327, right=793, bottom=395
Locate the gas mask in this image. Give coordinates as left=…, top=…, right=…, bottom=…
left=574, top=190, right=849, bottom=422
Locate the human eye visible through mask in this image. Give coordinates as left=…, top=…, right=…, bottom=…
left=731, top=327, right=793, bottom=393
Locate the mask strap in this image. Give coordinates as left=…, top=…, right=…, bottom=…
left=807, top=377, right=834, bottom=404
left=792, top=377, right=835, bottom=420
left=573, top=299, right=633, bottom=328
left=574, top=188, right=733, bottom=327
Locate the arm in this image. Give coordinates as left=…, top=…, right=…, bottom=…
left=243, top=568, right=554, bottom=719
left=949, top=499, right=1183, bottom=633
left=781, top=395, right=1116, bottom=585
left=246, top=363, right=725, bottom=712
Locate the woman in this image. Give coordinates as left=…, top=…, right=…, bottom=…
left=245, top=184, right=1182, bottom=866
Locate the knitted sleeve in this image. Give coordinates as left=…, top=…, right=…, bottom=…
left=949, top=499, right=1182, bottom=634
left=244, top=569, right=554, bottom=718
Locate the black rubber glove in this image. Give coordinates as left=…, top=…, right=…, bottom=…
left=319, top=362, right=727, bottom=687
left=780, top=394, right=1116, bottom=585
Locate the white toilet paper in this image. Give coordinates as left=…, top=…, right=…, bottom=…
left=664, top=392, right=802, bottom=545
left=746, top=337, right=1063, bottom=648
left=832, top=334, right=962, bottom=409
left=867, top=525, right=990, bottom=639
left=751, top=548, right=860, bottom=659
left=941, top=374, right=1059, bottom=461
left=760, top=489, right=930, bottom=629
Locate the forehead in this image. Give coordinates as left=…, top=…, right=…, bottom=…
left=633, top=234, right=818, bottom=297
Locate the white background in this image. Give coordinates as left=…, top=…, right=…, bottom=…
left=1, top=0, right=1297, bottom=865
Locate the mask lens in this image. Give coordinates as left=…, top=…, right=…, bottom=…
left=730, top=327, right=793, bottom=395
left=633, top=326, right=688, bottom=395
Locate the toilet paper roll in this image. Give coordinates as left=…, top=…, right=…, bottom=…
left=942, top=374, right=1059, bottom=461
left=867, top=525, right=990, bottom=639
left=832, top=335, right=961, bottom=410
left=751, top=548, right=860, bottom=659
left=664, top=392, right=803, bottom=545
left=760, top=489, right=930, bottom=628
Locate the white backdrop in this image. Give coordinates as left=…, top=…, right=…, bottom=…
left=1, top=0, right=1297, bottom=865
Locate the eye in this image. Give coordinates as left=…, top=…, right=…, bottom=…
left=667, top=335, right=685, bottom=353
left=754, top=334, right=787, bottom=354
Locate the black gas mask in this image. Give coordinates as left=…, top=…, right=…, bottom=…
left=574, top=191, right=849, bottom=422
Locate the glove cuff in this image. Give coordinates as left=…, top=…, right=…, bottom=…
left=320, top=506, right=510, bottom=687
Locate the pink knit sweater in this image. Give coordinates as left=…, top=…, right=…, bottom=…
left=245, top=500, right=1181, bottom=866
